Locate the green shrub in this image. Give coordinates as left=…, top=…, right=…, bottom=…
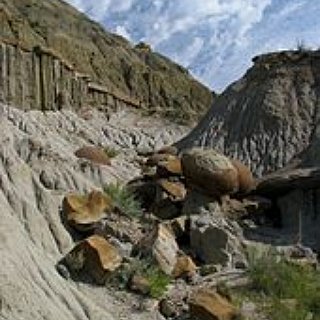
left=145, top=264, right=170, bottom=298
left=107, top=258, right=170, bottom=298
left=104, top=182, right=142, bottom=217
left=243, top=248, right=320, bottom=320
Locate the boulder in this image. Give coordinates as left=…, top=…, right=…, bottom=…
left=189, top=289, right=239, bottom=320
left=75, top=146, right=111, bottom=165
left=137, top=224, right=179, bottom=275
left=63, top=190, right=113, bottom=231
left=190, top=212, right=245, bottom=267
left=231, top=159, right=255, bottom=194
left=62, top=235, right=122, bottom=284
left=181, top=148, right=239, bottom=197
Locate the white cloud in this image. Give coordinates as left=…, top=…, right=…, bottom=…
left=65, top=0, right=320, bottom=91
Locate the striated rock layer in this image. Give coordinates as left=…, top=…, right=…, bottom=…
left=0, top=103, right=187, bottom=320
left=178, top=50, right=320, bottom=176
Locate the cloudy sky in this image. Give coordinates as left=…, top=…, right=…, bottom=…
left=66, top=0, right=320, bottom=92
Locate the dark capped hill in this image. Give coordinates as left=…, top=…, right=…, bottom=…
left=0, top=0, right=214, bottom=123
left=178, top=50, right=320, bottom=175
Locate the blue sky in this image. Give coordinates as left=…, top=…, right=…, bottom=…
left=66, top=0, right=320, bottom=91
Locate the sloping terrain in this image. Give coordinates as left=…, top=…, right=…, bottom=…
left=0, top=103, right=187, bottom=320
left=0, top=0, right=213, bottom=123
left=178, top=50, right=320, bottom=175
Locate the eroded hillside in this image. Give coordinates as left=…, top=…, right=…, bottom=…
left=0, top=0, right=214, bottom=123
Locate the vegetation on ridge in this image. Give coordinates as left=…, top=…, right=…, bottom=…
left=0, top=0, right=213, bottom=123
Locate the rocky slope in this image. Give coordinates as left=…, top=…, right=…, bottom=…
left=0, top=102, right=188, bottom=320
left=178, top=50, right=320, bottom=175
left=0, top=0, right=213, bottom=123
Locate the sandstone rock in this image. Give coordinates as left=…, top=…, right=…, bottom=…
left=75, top=146, right=111, bottom=166
left=189, top=289, right=239, bottom=320
left=63, top=190, right=113, bottom=231
left=146, top=154, right=174, bottom=167
left=181, top=148, right=239, bottom=197
left=129, top=274, right=151, bottom=295
left=157, top=179, right=187, bottom=201
left=172, top=255, right=197, bottom=279
left=137, top=224, right=179, bottom=275
left=63, top=235, right=122, bottom=284
left=157, top=157, right=182, bottom=177
left=231, top=159, right=255, bottom=194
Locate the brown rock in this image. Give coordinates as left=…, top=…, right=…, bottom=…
left=172, top=255, right=197, bottom=279
left=64, top=235, right=122, bottom=284
left=181, top=148, right=239, bottom=197
left=63, top=190, right=113, bottom=230
left=189, top=289, right=239, bottom=320
left=157, top=157, right=182, bottom=177
left=231, top=159, right=255, bottom=194
left=146, top=153, right=174, bottom=167
left=75, top=146, right=111, bottom=165
left=129, top=274, right=151, bottom=295
left=157, top=179, right=187, bottom=201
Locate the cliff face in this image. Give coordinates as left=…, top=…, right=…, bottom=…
left=178, top=50, right=320, bottom=175
left=0, top=0, right=213, bottom=123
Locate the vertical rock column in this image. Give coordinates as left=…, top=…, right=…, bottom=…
left=0, top=43, right=7, bottom=103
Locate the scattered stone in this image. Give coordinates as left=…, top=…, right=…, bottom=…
left=62, top=235, right=122, bottom=284
left=159, top=298, right=178, bottom=318
left=129, top=274, right=151, bottom=295
left=221, top=196, right=272, bottom=218
left=190, top=213, right=245, bottom=267
left=152, top=198, right=181, bottom=220
left=137, top=224, right=179, bottom=275
left=157, top=156, right=182, bottom=177
left=63, top=190, right=113, bottom=231
left=189, top=289, right=239, bottom=320
left=146, top=153, right=174, bottom=167
left=157, top=179, right=187, bottom=201
left=181, top=148, right=239, bottom=197
left=172, top=255, right=197, bottom=279
left=96, top=211, right=143, bottom=244
left=75, top=146, right=111, bottom=165
left=182, top=189, right=221, bottom=216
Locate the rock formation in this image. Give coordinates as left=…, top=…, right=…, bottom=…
left=0, top=0, right=214, bottom=123
left=178, top=50, right=320, bottom=175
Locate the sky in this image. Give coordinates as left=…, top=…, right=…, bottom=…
left=66, top=0, right=320, bottom=92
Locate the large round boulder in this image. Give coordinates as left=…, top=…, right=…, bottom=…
left=181, top=148, right=239, bottom=197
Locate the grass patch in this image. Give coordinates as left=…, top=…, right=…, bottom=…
left=104, top=183, right=142, bottom=218
left=236, top=248, right=320, bottom=320
left=103, top=146, right=119, bottom=158
left=108, top=258, right=170, bottom=298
